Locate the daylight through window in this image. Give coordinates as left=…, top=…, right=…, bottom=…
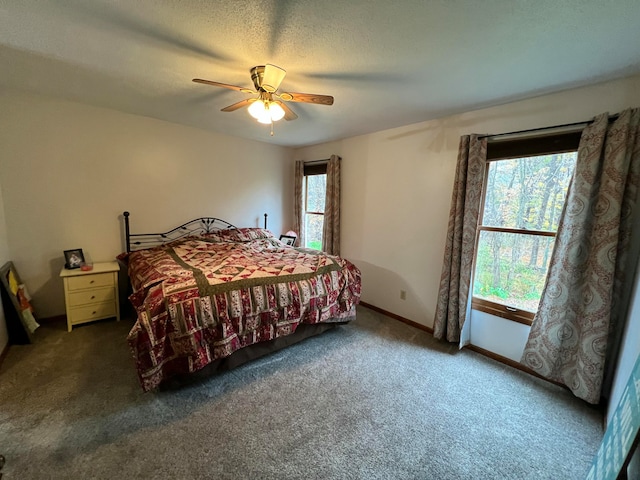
left=472, top=134, right=579, bottom=324
left=303, top=163, right=327, bottom=250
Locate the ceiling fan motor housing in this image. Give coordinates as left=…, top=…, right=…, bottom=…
left=251, top=64, right=287, bottom=93
left=250, top=66, right=266, bottom=91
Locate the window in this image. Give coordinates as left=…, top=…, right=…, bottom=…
left=303, top=162, right=327, bottom=250
left=471, top=132, right=580, bottom=324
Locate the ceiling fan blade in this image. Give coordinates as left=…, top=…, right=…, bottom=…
left=221, top=98, right=256, bottom=112
left=193, top=78, right=256, bottom=94
left=278, top=92, right=334, bottom=106
left=274, top=101, right=298, bottom=121
left=261, top=64, right=286, bottom=93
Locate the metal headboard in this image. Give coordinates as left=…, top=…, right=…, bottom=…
left=123, top=211, right=240, bottom=252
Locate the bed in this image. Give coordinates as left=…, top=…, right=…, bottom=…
left=119, top=212, right=361, bottom=391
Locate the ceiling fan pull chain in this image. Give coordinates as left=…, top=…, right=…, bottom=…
left=270, top=122, right=274, bottom=136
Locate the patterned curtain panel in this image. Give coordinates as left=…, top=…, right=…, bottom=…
left=322, top=155, right=341, bottom=255
left=293, top=160, right=304, bottom=247
left=433, top=135, right=487, bottom=342
left=522, top=109, right=640, bottom=404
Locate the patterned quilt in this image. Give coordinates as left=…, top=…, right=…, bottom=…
left=120, top=228, right=361, bottom=391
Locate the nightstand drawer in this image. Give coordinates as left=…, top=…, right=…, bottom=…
left=69, top=302, right=117, bottom=324
left=68, top=286, right=114, bottom=307
left=66, top=272, right=114, bottom=291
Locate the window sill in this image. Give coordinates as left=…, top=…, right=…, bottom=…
left=471, top=297, right=534, bottom=326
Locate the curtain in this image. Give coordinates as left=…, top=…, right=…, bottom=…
left=521, top=109, right=640, bottom=404
left=322, top=155, right=341, bottom=255
left=293, top=160, right=304, bottom=247
left=433, top=135, right=487, bottom=342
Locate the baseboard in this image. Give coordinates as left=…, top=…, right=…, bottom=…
left=37, top=314, right=66, bottom=324
left=359, top=301, right=433, bottom=334
left=358, top=302, right=568, bottom=390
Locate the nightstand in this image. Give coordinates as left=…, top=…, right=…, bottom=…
left=60, top=261, right=120, bottom=332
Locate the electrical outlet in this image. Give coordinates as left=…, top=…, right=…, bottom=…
left=400, top=290, right=406, bottom=300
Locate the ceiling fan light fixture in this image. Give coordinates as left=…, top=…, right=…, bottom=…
left=261, top=64, right=287, bottom=93
left=269, top=102, right=285, bottom=121
left=248, top=99, right=266, bottom=119
left=248, top=99, right=285, bottom=124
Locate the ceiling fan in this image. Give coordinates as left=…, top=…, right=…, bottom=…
left=193, top=64, right=334, bottom=125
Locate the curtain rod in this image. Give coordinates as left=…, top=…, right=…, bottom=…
left=478, top=114, right=619, bottom=141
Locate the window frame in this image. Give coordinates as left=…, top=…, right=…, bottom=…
left=471, top=131, right=581, bottom=325
left=304, top=176, right=326, bottom=216
left=302, top=161, right=328, bottom=249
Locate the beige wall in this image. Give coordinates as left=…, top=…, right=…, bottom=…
left=295, top=73, right=640, bottom=329
left=0, top=91, right=293, bottom=318
left=2, top=75, right=639, bottom=336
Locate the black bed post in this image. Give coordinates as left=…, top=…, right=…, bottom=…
left=123, top=211, right=131, bottom=253
left=264, top=213, right=268, bottom=229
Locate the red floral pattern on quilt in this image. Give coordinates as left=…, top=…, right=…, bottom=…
left=124, top=230, right=361, bottom=391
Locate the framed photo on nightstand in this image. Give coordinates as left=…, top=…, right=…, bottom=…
left=279, top=235, right=297, bottom=247
left=64, top=248, right=85, bottom=269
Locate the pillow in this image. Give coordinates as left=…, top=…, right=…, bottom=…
left=202, top=228, right=274, bottom=243
left=116, top=236, right=200, bottom=264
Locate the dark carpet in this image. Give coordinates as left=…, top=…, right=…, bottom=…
left=0, top=305, right=602, bottom=479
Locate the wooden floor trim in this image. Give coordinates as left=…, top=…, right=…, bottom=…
left=359, top=301, right=433, bottom=334
left=37, top=314, right=66, bottom=324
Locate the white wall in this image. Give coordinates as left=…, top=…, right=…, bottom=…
left=468, top=311, right=530, bottom=361
left=294, top=74, right=640, bottom=351
left=0, top=91, right=293, bottom=318
left=3, top=75, right=639, bottom=362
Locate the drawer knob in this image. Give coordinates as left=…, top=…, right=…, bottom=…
left=91, top=295, right=95, bottom=299
left=92, top=311, right=97, bottom=315
left=90, top=280, right=95, bottom=284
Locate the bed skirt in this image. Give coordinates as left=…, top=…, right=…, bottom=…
left=159, top=320, right=352, bottom=389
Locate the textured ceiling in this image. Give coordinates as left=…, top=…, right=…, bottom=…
left=1, top=0, right=639, bottom=147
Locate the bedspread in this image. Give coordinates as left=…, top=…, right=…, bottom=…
left=121, top=229, right=361, bottom=391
